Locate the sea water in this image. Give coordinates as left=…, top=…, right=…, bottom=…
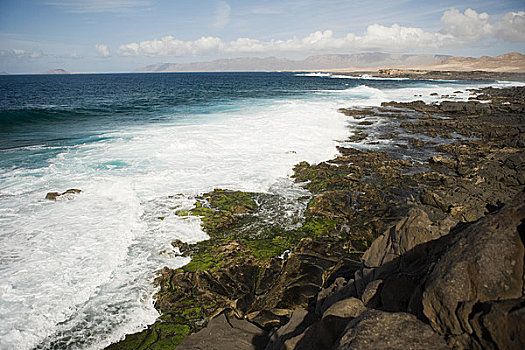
left=0, top=72, right=519, bottom=349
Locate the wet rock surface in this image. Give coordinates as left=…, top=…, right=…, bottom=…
left=108, top=85, right=525, bottom=349
left=45, top=188, right=81, bottom=200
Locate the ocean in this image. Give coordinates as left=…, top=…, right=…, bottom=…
left=0, top=72, right=518, bottom=349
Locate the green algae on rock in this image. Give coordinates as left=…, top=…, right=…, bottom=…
left=106, top=322, right=190, bottom=350
left=175, top=189, right=256, bottom=235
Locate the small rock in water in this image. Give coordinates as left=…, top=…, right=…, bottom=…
left=45, top=192, right=61, bottom=200
left=45, top=189, right=82, bottom=200
left=171, top=239, right=184, bottom=249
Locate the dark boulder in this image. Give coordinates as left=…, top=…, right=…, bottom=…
left=362, top=208, right=456, bottom=269
left=265, top=308, right=317, bottom=350
left=177, top=313, right=268, bottom=350
left=422, top=194, right=525, bottom=342
left=335, top=309, right=449, bottom=350
left=453, top=297, right=525, bottom=350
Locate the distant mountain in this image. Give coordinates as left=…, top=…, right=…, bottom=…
left=0, top=71, right=9, bottom=75
left=428, top=52, right=525, bottom=72
left=138, top=57, right=296, bottom=72
left=40, top=68, right=70, bottom=75
left=135, top=53, right=451, bottom=73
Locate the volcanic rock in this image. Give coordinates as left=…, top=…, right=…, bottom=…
left=422, top=194, right=525, bottom=346
left=177, top=313, right=268, bottom=350
left=45, top=189, right=81, bottom=200
left=335, top=309, right=449, bottom=350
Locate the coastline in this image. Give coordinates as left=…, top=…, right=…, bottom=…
left=339, top=69, right=525, bottom=82
left=107, top=75, right=525, bottom=349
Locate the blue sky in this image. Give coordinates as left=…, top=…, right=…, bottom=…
left=0, top=0, right=524, bottom=73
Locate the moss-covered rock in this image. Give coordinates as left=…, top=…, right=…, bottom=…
left=106, top=322, right=190, bottom=350
left=175, top=189, right=256, bottom=235
left=292, top=147, right=417, bottom=244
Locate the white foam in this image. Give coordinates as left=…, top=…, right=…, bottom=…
left=0, top=93, right=350, bottom=349
left=330, top=74, right=411, bottom=81
left=330, top=80, right=515, bottom=107
left=295, top=72, right=331, bottom=77
left=494, top=80, right=525, bottom=87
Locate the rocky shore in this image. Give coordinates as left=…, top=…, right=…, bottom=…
left=108, top=83, right=525, bottom=349
left=344, top=69, right=525, bottom=82
left=375, top=69, right=525, bottom=81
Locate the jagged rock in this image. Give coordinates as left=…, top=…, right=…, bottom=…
left=278, top=324, right=320, bottom=350
left=170, top=239, right=188, bottom=255
left=315, top=278, right=357, bottom=315
left=45, top=192, right=60, bottom=200
left=255, top=258, right=283, bottom=296
left=359, top=208, right=457, bottom=302
left=361, top=280, right=383, bottom=308
left=322, top=297, right=367, bottom=320
left=362, top=208, right=456, bottom=269
left=177, top=313, right=268, bottom=350
left=265, top=299, right=367, bottom=350
left=153, top=242, right=262, bottom=329
left=452, top=297, right=525, bottom=350
left=265, top=308, right=316, bottom=350
left=422, top=195, right=525, bottom=340
left=318, top=298, right=367, bottom=346
left=246, top=309, right=292, bottom=330
left=439, top=101, right=491, bottom=114
left=252, top=237, right=353, bottom=311
left=429, top=154, right=457, bottom=168
left=45, top=188, right=81, bottom=200
left=335, top=310, right=449, bottom=350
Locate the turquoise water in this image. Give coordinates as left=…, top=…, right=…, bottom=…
left=0, top=72, right=509, bottom=349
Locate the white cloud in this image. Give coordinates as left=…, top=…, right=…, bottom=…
left=0, top=49, right=43, bottom=58
left=118, top=36, right=222, bottom=57
left=67, top=52, right=82, bottom=59
left=47, top=0, right=152, bottom=13
left=440, top=8, right=493, bottom=41
left=214, top=1, right=231, bottom=29
left=95, top=44, right=110, bottom=57
left=118, top=26, right=451, bottom=57
left=116, top=8, right=525, bottom=58
left=495, top=11, right=525, bottom=42
left=194, top=36, right=224, bottom=52
left=223, top=37, right=265, bottom=53
left=359, top=24, right=450, bottom=50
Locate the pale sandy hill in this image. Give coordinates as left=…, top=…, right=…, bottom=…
left=426, top=53, right=525, bottom=72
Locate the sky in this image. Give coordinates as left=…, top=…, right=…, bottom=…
left=0, top=0, right=524, bottom=73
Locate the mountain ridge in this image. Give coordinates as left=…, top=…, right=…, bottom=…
left=135, top=53, right=451, bottom=73
left=134, top=52, right=525, bottom=73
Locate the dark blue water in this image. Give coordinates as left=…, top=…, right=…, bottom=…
left=0, top=72, right=476, bottom=150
